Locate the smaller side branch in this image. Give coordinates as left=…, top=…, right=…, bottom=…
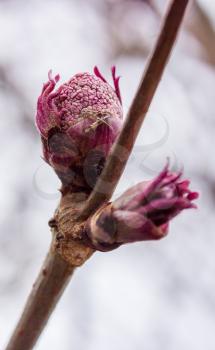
left=81, top=0, right=190, bottom=219
left=5, top=250, right=74, bottom=350
left=186, top=1, right=215, bottom=66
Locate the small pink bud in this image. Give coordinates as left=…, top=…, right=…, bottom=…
left=36, top=67, right=123, bottom=190
left=86, top=163, right=199, bottom=251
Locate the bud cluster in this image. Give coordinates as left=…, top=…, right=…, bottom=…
left=36, top=67, right=123, bottom=190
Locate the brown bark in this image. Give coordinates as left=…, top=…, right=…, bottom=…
left=81, top=0, right=190, bottom=219
left=6, top=251, right=73, bottom=350
left=5, top=1, right=190, bottom=349
left=6, top=192, right=94, bottom=350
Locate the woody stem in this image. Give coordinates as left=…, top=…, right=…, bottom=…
left=81, top=0, right=190, bottom=219
left=5, top=251, right=74, bottom=350
left=5, top=1, right=190, bottom=349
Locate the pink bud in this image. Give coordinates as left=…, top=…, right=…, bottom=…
left=36, top=67, right=123, bottom=190
left=86, top=163, right=199, bottom=251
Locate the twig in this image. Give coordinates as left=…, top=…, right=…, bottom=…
left=5, top=190, right=92, bottom=350
left=81, top=0, right=189, bottom=219
left=186, top=1, right=215, bottom=66
left=5, top=1, right=190, bottom=349
left=6, top=251, right=74, bottom=350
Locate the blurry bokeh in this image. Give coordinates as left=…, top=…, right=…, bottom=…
left=0, top=0, right=215, bottom=349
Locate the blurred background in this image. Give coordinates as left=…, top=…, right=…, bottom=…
left=0, top=0, right=215, bottom=349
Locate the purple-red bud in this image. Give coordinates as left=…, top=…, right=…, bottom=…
left=86, top=164, right=199, bottom=251
left=36, top=67, right=123, bottom=190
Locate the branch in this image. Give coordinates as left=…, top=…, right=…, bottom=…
left=81, top=0, right=190, bottom=219
left=5, top=191, right=93, bottom=350
left=186, top=1, right=215, bottom=66
left=5, top=1, right=190, bottom=349
left=5, top=250, right=74, bottom=350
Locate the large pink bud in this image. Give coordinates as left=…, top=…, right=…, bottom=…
left=36, top=67, right=123, bottom=191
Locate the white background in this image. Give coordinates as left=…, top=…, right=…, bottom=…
left=0, top=1, right=215, bottom=349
